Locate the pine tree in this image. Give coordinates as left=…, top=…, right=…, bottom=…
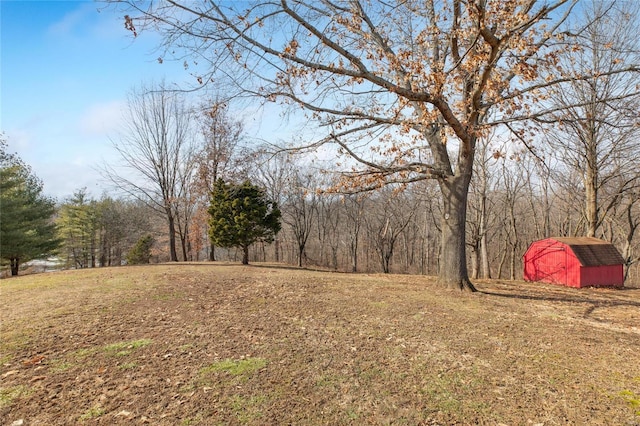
left=0, top=140, right=60, bottom=276
left=208, top=179, right=281, bottom=264
left=57, top=188, right=98, bottom=269
left=126, top=235, right=154, bottom=265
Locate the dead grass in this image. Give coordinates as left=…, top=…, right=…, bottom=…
left=1, top=263, right=639, bottom=425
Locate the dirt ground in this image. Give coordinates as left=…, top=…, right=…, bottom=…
left=1, top=263, right=639, bottom=425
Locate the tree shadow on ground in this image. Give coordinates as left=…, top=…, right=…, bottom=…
left=478, top=283, right=640, bottom=322
left=156, top=261, right=344, bottom=274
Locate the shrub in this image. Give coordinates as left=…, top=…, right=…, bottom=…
left=126, top=235, right=153, bottom=265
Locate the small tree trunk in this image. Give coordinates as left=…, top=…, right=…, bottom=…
left=167, top=212, right=179, bottom=262
left=480, top=231, right=491, bottom=279
left=470, top=245, right=479, bottom=280
left=352, top=247, right=358, bottom=272
left=350, top=236, right=359, bottom=272
left=622, top=200, right=639, bottom=283
left=496, top=238, right=508, bottom=279
left=422, top=221, right=430, bottom=275
left=585, top=166, right=598, bottom=238
left=90, top=231, right=97, bottom=268
left=179, top=227, right=189, bottom=262
left=242, top=245, right=249, bottom=265
left=438, top=176, right=476, bottom=291
left=510, top=244, right=517, bottom=280
left=99, top=240, right=107, bottom=267
left=298, top=245, right=304, bottom=267
left=478, top=160, right=491, bottom=279
left=10, top=258, right=20, bottom=276
left=384, top=252, right=392, bottom=273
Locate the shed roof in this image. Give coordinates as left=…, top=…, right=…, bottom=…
left=552, top=237, right=624, bottom=266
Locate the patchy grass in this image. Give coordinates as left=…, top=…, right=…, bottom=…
left=118, top=362, right=138, bottom=371
left=79, top=405, right=105, bottom=421
left=48, top=359, right=74, bottom=373
left=199, top=358, right=268, bottom=377
left=619, top=389, right=640, bottom=416
left=229, top=394, right=267, bottom=424
left=0, top=386, right=30, bottom=409
left=1, top=264, right=640, bottom=425
left=71, top=348, right=95, bottom=358
left=103, top=338, right=152, bottom=356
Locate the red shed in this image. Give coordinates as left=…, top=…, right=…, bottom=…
left=523, top=237, right=624, bottom=288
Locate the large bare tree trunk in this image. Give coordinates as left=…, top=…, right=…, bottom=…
left=438, top=176, right=476, bottom=291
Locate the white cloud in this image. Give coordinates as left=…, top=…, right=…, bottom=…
left=48, top=2, right=150, bottom=44
left=79, top=100, right=125, bottom=136
left=5, top=128, right=34, bottom=152
left=39, top=162, right=97, bottom=200
left=47, top=3, right=91, bottom=37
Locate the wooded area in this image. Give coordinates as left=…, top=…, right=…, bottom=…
left=2, top=1, right=639, bottom=285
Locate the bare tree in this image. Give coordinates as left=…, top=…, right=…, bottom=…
left=249, top=149, right=294, bottom=263
left=103, top=82, right=195, bottom=261
left=616, top=191, right=640, bottom=282
left=520, top=150, right=555, bottom=240
left=365, top=188, right=415, bottom=274
left=542, top=1, right=640, bottom=238
left=111, top=0, right=640, bottom=290
left=467, top=133, right=500, bottom=279
left=280, top=170, right=319, bottom=268
left=197, top=101, right=245, bottom=190
left=175, top=166, right=198, bottom=260
left=193, top=101, right=245, bottom=260
left=494, top=151, right=531, bottom=280
left=392, top=188, right=428, bottom=274
left=317, top=192, right=343, bottom=271
left=343, top=194, right=366, bottom=273
left=409, top=181, right=441, bottom=276
left=96, top=196, right=152, bottom=266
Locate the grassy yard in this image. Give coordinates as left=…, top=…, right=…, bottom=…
left=1, top=263, right=639, bottom=425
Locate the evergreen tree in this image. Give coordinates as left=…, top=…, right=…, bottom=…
left=0, top=139, right=59, bottom=276
left=208, top=179, right=281, bottom=264
left=57, top=188, right=98, bottom=269
left=126, top=235, right=154, bottom=265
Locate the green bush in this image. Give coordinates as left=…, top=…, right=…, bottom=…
left=126, top=235, right=153, bottom=265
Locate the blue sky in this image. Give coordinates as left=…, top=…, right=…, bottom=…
left=1, top=1, right=341, bottom=201
left=1, top=0, right=209, bottom=199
